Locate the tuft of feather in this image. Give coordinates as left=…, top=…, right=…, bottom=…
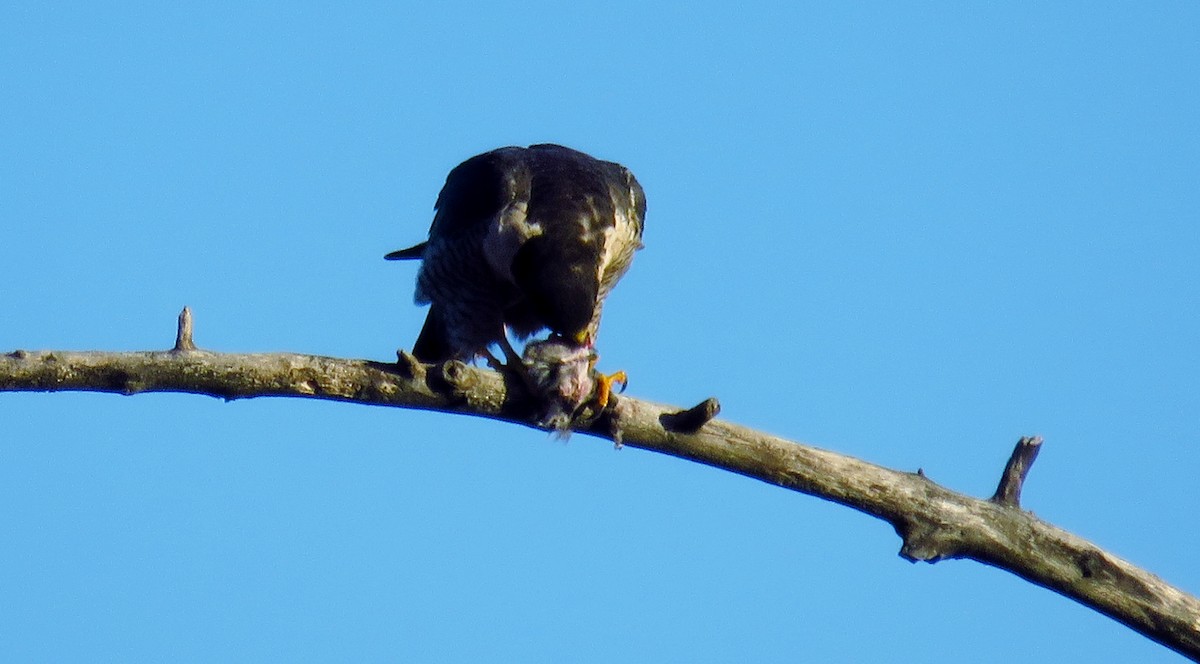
left=522, top=337, right=598, bottom=434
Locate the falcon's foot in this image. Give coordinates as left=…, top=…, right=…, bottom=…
left=593, top=369, right=628, bottom=410
left=486, top=338, right=540, bottom=397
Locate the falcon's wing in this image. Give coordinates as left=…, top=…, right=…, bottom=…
left=428, top=148, right=527, bottom=239
left=510, top=145, right=641, bottom=340
left=399, top=147, right=537, bottom=361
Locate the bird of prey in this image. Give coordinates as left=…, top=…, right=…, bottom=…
left=386, top=143, right=645, bottom=414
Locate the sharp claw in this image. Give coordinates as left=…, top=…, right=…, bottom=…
left=498, top=333, right=524, bottom=368
left=486, top=335, right=538, bottom=396
left=611, top=370, right=628, bottom=394
left=594, top=370, right=628, bottom=409
left=482, top=349, right=506, bottom=373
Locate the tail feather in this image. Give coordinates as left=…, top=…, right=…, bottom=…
left=385, top=242, right=427, bottom=260
left=412, top=306, right=453, bottom=362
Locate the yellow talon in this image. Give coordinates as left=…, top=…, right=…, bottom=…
left=594, top=370, right=628, bottom=409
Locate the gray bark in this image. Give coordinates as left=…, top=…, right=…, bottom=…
left=3, top=309, right=1198, bottom=660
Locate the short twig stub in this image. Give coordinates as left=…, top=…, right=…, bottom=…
left=659, top=397, right=721, bottom=433
left=991, top=436, right=1044, bottom=507
left=394, top=350, right=425, bottom=380
left=173, top=306, right=197, bottom=352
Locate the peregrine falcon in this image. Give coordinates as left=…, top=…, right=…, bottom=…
left=386, top=144, right=645, bottom=412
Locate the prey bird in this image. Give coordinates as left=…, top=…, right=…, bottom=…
left=386, top=143, right=646, bottom=419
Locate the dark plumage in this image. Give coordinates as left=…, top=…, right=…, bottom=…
left=386, top=144, right=646, bottom=364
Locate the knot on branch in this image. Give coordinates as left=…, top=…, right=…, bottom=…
left=103, top=368, right=145, bottom=395
left=442, top=360, right=473, bottom=389
left=424, top=359, right=478, bottom=403
left=897, top=519, right=966, bottom=563
left=1077, top=549, right=1104, bottom=579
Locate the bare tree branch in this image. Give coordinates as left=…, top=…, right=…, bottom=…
left=3, top=311, right=1199, bottom=660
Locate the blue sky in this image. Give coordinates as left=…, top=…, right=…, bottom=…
left=2, top=2, right=1198, bottom=661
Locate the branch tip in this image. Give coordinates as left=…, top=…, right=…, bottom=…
left=991, top=435, right=1044, bottom=507
left=173, top=307, right=197, bottom=352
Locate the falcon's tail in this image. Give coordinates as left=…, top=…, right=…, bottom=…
left=412, top=305, right=453, bottom=362
left=385, top=242, right=427, bottom=260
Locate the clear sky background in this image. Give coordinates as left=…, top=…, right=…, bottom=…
left=2, top=3, right=1198, bottom=662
